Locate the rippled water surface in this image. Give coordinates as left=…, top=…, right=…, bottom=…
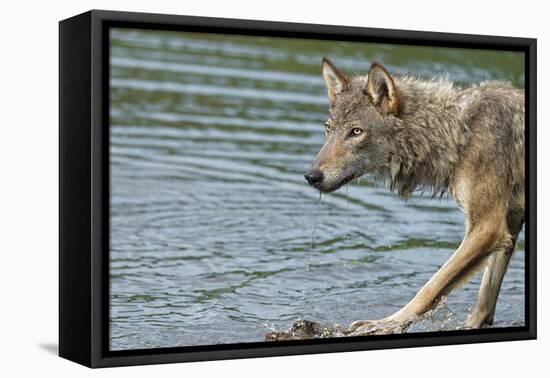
left=109, top=28, right=525, bottom=350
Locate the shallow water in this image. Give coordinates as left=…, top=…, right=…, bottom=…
left=109, top=28, right=525, bottom=350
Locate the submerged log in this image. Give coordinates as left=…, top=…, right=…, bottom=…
left=265, top=319, right=351, bottom=341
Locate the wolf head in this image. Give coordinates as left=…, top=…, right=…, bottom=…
left=305, top=58, right=400, bottom=193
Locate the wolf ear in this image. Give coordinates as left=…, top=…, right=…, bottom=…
left=322, top=57, right=348, bottom=102
left=365, top=62, right=399, bottom=115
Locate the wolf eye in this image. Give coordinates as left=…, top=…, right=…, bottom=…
left=325, top=122, right=331, bottom=133
left=350, top=128, right=363, bottom=137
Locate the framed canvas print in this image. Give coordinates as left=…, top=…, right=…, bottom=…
left=59, top=10, right=537, bottom=368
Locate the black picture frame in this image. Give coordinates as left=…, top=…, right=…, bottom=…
left=59, top=9, right=537, bottom=368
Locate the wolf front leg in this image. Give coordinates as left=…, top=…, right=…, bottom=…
left=465, top=249, right=513, bottom=328
left=351, top=216, right=511, bottom=335
left=467, top=204, right=524, bottom=328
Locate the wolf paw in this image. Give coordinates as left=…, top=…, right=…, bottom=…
left=349, top=318, right=411, bottom=336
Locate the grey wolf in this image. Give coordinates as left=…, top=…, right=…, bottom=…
left=304, top=57, right=525, bottom=334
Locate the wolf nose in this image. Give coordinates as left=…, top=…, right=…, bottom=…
left=304, top=169, right=324, bottom=185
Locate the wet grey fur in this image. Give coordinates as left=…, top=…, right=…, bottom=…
left=310, top=62, right=524, bottom=200
left=305, top=58, right=524, bottom=333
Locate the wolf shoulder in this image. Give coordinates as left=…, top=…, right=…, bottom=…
left=458, top=80, right=524, bottom=134
left=459, top=80, right=524, bottom=117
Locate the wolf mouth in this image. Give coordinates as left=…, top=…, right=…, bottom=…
left=314, top=173, right=357, bottom=194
